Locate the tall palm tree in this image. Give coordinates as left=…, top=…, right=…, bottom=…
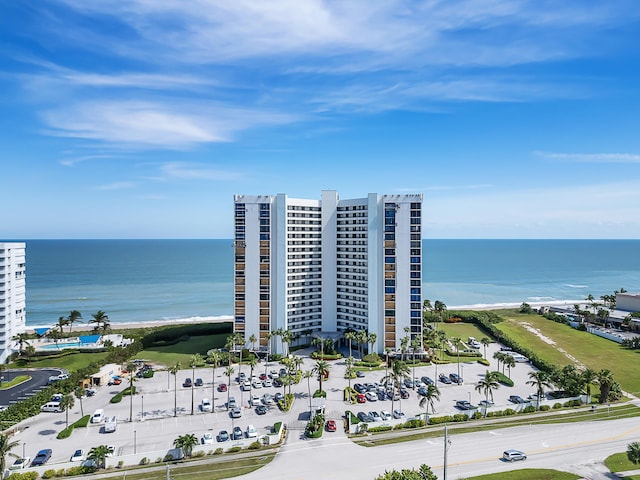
left=25, top=344, right=36, bottom=366
left=189, top=354, right=201, bottom=415
left=206, top=350, right=222, bottom=413
left=526, top=370, right=553, bottom=409
left=60, top=394, right=75, bottom=428
left=248, top=356, right=258, bottom=399
left=249, top=333, right=257, bottom=354
left=627, top=442, right=640, bottom=465
left=344, top=330, right=356, bottom=359
left=433, top=300, right=447, bottom=323
left=367, top=332, right=377, bottom=356
left=480, top=337, right=491, bottom=359
left=504, top=355, right=516, bottom=378
left=493, top=351, right=505, bottom=372
left=11, top=332, right=30, bottom=356
left=475, top=370, right=500, bottom=416
left=281, top=329, right=294, bottom=356
left=125, top=361, right=137, bottom=421
left=410, top=335, right=422, bottom=383
left=436, top=329, right=447, bottom=361
left=581, top=368, right=597, bottom=400
left=303, top=370, right=314, bottom=416
left=67, top=310, right=83, bottom=333
left=87, top=445, right=111, bottom=470
left=596, top=369, right=616, bottom=404
left=345, top=356, right=355, bottom=401
left=419, top=384, right=441, bottom=418
left=169, top=362, right=181, bottom=417
left=90, top=310, right=109, bottom=333
left=56, top=316, right=69, bottom=332
left=224, top=365, right=234, bottom=409
left=383, top=360, right=410, bottom=414
left=356, top=329, right=368, bottom=358
left=46, top=328, right=63, bottom=350
left=400, top=327, right=410, bottom=361
left=73, top=386, right=85, bottom=417
left=0, top=432, right=19, bottom=473
left=313, top=360, right=330, bottom=394
left=173, top=434, right=198, bottom=458
left=422, top=299, right=433, bottom=321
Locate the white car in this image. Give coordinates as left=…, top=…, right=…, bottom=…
left=70, top=450, right=84, bottom=462
left=250, top=395, right=262, bottom=407
left=269, top=370, right=279, bottom=379
left=262, top=379, right=273, bottom=388
left=393, top=409, right=406, bottom=419
left=246, top=424, right=258, bottom=438
left=262, top=393, right=274, bottom=405
left=252, top=380, right=262, bottom=389
left=106, top=445, right=115, bottom=457
left=365, top=391, right=378, bottom=402
left=201, top=432, right=214, bottom=445
left=201, top=398, right=212, bottom=412
left=9, top=457, right=30, bottom=470
left=380, top=410, right=392, bottom=420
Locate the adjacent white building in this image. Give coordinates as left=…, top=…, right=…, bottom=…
left=0, top=243, right=26, bottom=363
left=233, top=191, right=423, bottom=354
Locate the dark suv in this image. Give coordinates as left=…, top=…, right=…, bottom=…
left=32, top=449, right=52, bottom=466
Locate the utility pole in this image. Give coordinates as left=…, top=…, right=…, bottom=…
left=443, top=424, right=451, bottom=480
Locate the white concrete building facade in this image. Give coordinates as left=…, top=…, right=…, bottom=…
left=233, top=191, right=422, bottom=354
left=0, top=242, right=26, bottom=363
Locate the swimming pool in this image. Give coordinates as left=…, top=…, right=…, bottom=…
left=38, top=342, right=99, bottom=351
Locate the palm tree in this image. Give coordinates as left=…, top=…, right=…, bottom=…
left=303, top=370, right=314, bottom=416
left=88, top=445, right=111, bottom=469
left=383, top=360, right=410, bottom=414
left=169, top=362, right=181, bottom=417
left=480, top=337, right=491, bottom=360
left=60, top=394, right=75, bottom=428
left=46, top=328, right=63, bottom=349
left=400, top=327, right=410, bottom=361
left=504, top=355, right=516, bottom=378
left=581, top=368, right=597, bottom=401
left=125, top=361, right=137, bottom=421
left=12, top=332, right=30, bottom=356
left=493, top=351, right=505, bottom=372
left=627, top=442, right=640, bottom=465
left=433, top=300, right=447, bottom=323
left=356, top=329, right=368, bottom=358
left=249, top=333, right=257, bottom=354
left=73, top=386, right=85, bottom=417
left=344, top=330, right=356, bottom=359
left=281, top=329, right=294, bottom=356
left=313, top=360, right=330, bottom=394
left=173, top=433, right=198, bottom=458
left=526, top=371, right=553, bottom=409
left=451, top=337, right=463, bottom=381
left=224, top=365, right=234, bottom=409
left=418, top=384, right=441, bottom=419
left=596, top=369, right=616, bottom=404
left=67, top=310, right=83, bottom=333
left=475, top=370, right=500, bottom=416
left=422, top=299, right=433, bottom=321
left=189, top=354, right=202, bottom=415
left=345, top=356, right=355, bottom=401
left=56, top=315, right=69, bottom=332
left=24, top=344, right=36, bottom=366
left=0, top=432, right=19, bottom=473
left=367, top=332, right=377, bottom=356
left=248, top=356, right=258, bottom=398
left=436, top=329, right=447, bottom=361
left=410, top=335, right=422, bottom=383
left=90, top=310, right=109, bottom=333
left=206, top=350, right=222, bottom=413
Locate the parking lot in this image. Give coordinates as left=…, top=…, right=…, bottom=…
left=9, top=340, right=543, bottom=470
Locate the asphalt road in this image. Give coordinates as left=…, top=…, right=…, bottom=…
left=0, top=368, right=64, bottom=407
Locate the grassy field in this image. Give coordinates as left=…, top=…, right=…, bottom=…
left=605, top=451, right=640, bottom=473
left=139, top=333, right=229, bottom=367
left=436, top=322, right=491, bottom=342
left=122, top=453, right=275, bottom=480
left=14, top=351, right=110, bottom=370
left=463, top=469, right=580, bottom=480
left=492, top=310, right=640, bottom=395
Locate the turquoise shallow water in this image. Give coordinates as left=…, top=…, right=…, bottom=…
left=14, top=239, right=640, bottom=327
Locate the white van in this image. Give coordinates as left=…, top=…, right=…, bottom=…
left=40, top=402, right=62, bottom=413
left=92, top=409, right=105, bottom=423
left=104, top=416, right=117, bottom=433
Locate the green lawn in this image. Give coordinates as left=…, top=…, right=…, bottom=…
left=0, top=375, right=30, bottom=389
left=605, top=452, right=640, bottom=473
left=12, top=351, right=110, bottom=370
left=139, top=333, right=229, bottom=367
left=436, top=322, right=491, bottom=342
left=464, top=469, right=580, bottom=480
left=492, top=310, right=640, bottom=396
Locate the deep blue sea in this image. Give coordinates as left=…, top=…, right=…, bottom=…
left=12, top=239, right=640, bottom=327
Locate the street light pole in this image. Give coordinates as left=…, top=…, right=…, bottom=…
left=443, top=424, right=451, bottom=480
left=141, top=395, right=144, bottom=421
left=134, top=430, right=137, bottom=454
left=22, top=442, right=25, bottom=461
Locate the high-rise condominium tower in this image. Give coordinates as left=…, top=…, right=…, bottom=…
left=233, top=191, right=422, bottom=355
left=0, top=243, right=26, bottom=363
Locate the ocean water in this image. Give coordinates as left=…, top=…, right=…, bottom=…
left=18, top=239, right=640, bottom=327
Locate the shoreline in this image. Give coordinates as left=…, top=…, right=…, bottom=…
left=25, top=299, right=582, bottom=334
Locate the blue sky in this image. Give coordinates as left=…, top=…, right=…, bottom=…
left=2, top=0, right=640, bottom=239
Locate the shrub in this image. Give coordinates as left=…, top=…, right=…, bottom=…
left=72, top=415, right=90, bottom=428
left=142, top=369, right=154, bottom=378
left=42, top=470, right=56, bottom=479
left=346, top=410, right=360, bottom=424
left=403, top=419, right=426, bottom=428
left=553, top=403, right=562, bottom=409
left=503, top=408, right=516, bottom=416
left=248, top=441, right=262, bottom=450
left=362, top=353, right=381, bottom=363
left=445, top=317, right=462, bottom=323
left=117, top=461, right=124, bottom=469
left=155, top=457, right=163, bottom=464
left=273, top=421, right=283, bottom=433
left=139, top=457, right=150, bottom=465
left=227, top=446, right=242, bottom=453
left=312, top=389, right=327, bottom=398
left=163, top=454, right=174, bottom=462
left=523, top=406, right=536, bottom=413
left=452, top=414, right=469, bottom=422
left=477, top=358, right=490, bottom=366
left=368, top=425, right=393, bottom=433
left=192, top=451, right=206, bottom=458
left=493, top=372, right=514, bottom=387
left=213, top=448, right=223, bottom=455
left=65, top=466, right=95, bottom=476
left=7, top=473, right=38, bottom=480
left=110, top=392, right=123, bottom=403
left=56, top=469, right=66, bottom=477
left=428, top=415, right=454, bottom=425
left=57, top=425, right=73, bottom=439
left=472, top=411, right=482, bottom=419
left=564, top=399, right=583, bottom=407
left=540, top=405, right=551, bottom=411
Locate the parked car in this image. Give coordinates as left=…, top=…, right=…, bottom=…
left=183, top=378, right=193, bottom=388
left=241, top=380, right=251, bottom=391
left=252, top=379, right=263, bottom=389
left=421, top=376, right=434, bottom=385
left=232, top=426, right=243, bottom=440
left=439, top=373, right=452, bottom=384
left=478, top=400, right=494, bottom=407
left=228, top=396, right=237, bottom=409
left=503, top=449, right=527, bottom=462
left=400, top=389, right=410, bottom=399
left=392, top=410, right=405, bottom=419
left=106, top=446, right=115, bottom=457
left=356, top=393, right=366, bottom=403
left=357, top=412, right=374, bottom=422
left=380, top=410, right=391, bottom=420
left=262, top=378, right=273, bottom=388
left=70, top=449, right=84, bottom=462
left=201, top=432, right=214, bottom=444
left=449, top=373, right=463, bottom=384
left=9, top=457, right=30, bottom=470
left=356, top=370, right=365, bottom=378
left=354, top=383, right=366, bottom=393
left=246, top=425, right=258, bottom=438
left=365, top=391, right=378, bottom=402
left=201, top=398, right=212, bottom=412
left=259, top=373, right=267, bottom=381
left=377, top=391, right=387, bottom=401
left=326, top=419, right=337, bottom=431
left=387, top=389, right=400, bottom=401
left=249, top=395, right=261, bottom=407
left=455, top=400, right=473, bottom=410
left=256, top=405, right=267, bottom=415
left=218, top=383, right=227, bottom=392
left=417, top=387, right=428, bottom=396
left=195, top=378, right=203, bottom=387
left=274, top=392, right=285, bottom=403
left=262, top=393, right=274, bottom=405
left=31, top=449, right=52, bottom=466
left=230, top=407, right=242, bottom=418
left=269, top=370, right=279, bottom=379
left=368, top=411, right=382, bottom=422
left=217, top=430, right=229, bottom=442
left=509, top=395, right=527, bottom=404
left=403, top=378, right=415, bottom=389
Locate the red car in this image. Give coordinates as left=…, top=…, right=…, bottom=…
left=356, top=393, right=366, bottom=403
left=259, top=373, right=267, bottom=381
left=218, top=383, right=228, bottom=392
left=326, top=420, right=337, bottom=432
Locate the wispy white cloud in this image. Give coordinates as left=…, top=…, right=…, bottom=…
left=41, top=100, right=295, bottom=148
left=160, top=162, right=243, bottom=181
left=95, top=181, right=136, bottom=191
left=60, top=154, right=123, bottom=166
left=534, top=151, right=640, bottom=163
